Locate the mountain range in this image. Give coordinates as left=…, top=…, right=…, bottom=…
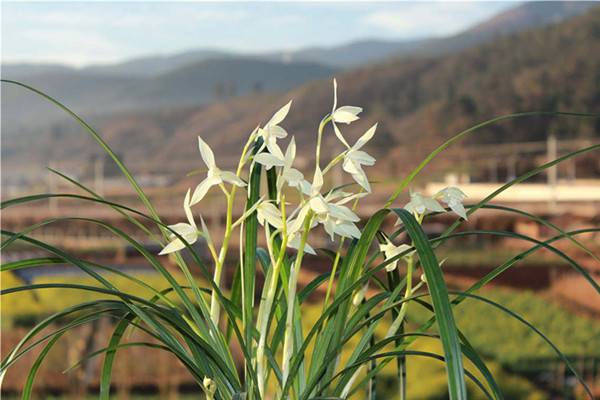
left=2, top=1, right=599, bottom=186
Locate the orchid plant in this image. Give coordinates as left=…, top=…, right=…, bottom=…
left=2, top=77, right=598, bottom=400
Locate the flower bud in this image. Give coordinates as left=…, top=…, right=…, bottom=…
left=203, top=376, right=217, bottom=399
left=352, top=283, right=369, bottom=306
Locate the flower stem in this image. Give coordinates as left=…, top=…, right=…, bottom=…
left=209, top=191, right=235, bottom=325
left=256, top=200, right=288, bottom=396
left=281, top=212, right=313, bottom=391
left=315, top=116, right=332, bottom=170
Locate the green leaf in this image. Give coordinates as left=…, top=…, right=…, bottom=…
left=393, top=208, right=467, bottom=400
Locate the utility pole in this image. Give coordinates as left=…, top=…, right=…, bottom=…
left=547, top=134, right=558, bottom=211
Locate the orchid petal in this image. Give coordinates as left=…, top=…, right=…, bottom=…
left=333, top=123, right=350, bottom=148
left=354, top=123, right=377, bottom=150
left=266, top=100, right=292, bottom=127
left=449, top=201, right=468, bottom=220
left=191, top=175, right=221, bottom=205
left=183, top=189, right=195, bottom=228
left=334, top=221, right=361, bottom=239
left=350, top=150, right=375, bottom=166
left=198, top=137, right=216, bottom=169
left=220, top=171, right=246, bottom=187
left=328, top=203, right=360, bottom=222
left=332, top=78, right=338, bottom=113
left=332, top=106, right=362, bottom=124
left=312, top=166, right=324, bottom=193
left=159, top=238, right=188, bottom=255
left=254, top=153, right=285, bottom=170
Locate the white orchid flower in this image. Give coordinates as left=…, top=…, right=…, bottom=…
left=379, top=237, right=414, bottom=272
left=160, top=189, right=201, bottom=255
left=304, top=167, right=330, bottom=215
left=191, top=137, right=246, bottom=205
left=257, top=100, right=292, bottom=157
left=436, top=187, right=468, bottom=220
left=290, top=168, right=363, bottom=242
left=403, top=191, right=445, bottom=217
left=278, top=137, right=305, bottom=191
left=331, top=79, right=362, bottom=147
left=343, top=124, right=377, bottom=192
left=319, top=213, right=362, bottom=241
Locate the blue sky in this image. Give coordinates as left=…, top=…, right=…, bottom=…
left=2, top=1, right=516, bottom=67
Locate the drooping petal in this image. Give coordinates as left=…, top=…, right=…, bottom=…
left=267, top=125, right=288, bottom=139
left=159, top=238, right=188, bottom=255
left=183, top=189, right=195, bottom=228
left=448, top=201, right=468, bottom=220
left=198, top=137, right=216, bottom=169
left=168, top=223, right=197, bottom=241
left=351, top=170, right=371, bottom=193
left=323, top=218, right=336, bottom=241
left=220, top=171, right=247, bottom=187
left=354, top=123, right=377, bottom=150
left=254, top=153, right=285, bottom=170
left=191, top=175, right=221, bottom=205
left=349, top=150, right=375, bottom=166
left=342, top=157, right=360, bottom=175
left=334, top=221, right=361, bottom=239
left=288, top=233, right=317, bottom=255
left=257, top=202, right=284, bottom=229
left=328, top=203, right=360, bottom=222
left=333, top=123, right=350, bottom=148
left=332, top=106, right=362, bottom=124
left=266, top=100, right=292, bottom=127
left=422, top=196, right=445, bottom=213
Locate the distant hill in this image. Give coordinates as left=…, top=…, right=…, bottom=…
left=266, top=1, right=597, bottom=67
left=3, top=1, right=595, bottom=78
left=1, top=57, right=334, bottom=130
left=3, top=5, right=599, bottom=186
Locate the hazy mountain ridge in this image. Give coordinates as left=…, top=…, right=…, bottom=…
left=1, top=57, right=335, bottom=131
left=4, top=5, right=598, bottom=185
left=3, top=1, right=594, bottom=133
left=3, top=1, right=595, bottom=76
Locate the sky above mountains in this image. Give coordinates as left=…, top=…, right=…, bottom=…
left=2, top=1, right=515, bottom=67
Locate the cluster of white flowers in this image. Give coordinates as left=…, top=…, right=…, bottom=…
left=160, top=79, right=377, bottom=255
left=159, top=79, right=468, bottom=259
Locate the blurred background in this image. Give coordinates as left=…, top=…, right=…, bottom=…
left=1, top=1, right=599, bottom=398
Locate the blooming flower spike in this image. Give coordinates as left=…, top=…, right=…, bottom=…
left=191, top=137, right=246, bottom=205
left=160, top=189, right=201, bottom=255
left=343, top=124, right=377, bottom=192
